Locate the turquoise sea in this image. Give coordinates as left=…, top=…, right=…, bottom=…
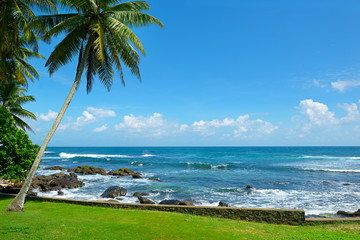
left=38, top=147, right=360, bottom=216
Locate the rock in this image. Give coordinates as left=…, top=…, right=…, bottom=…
left=149, top=177, right=161, bottom=182
left=245, top=185, right=254, bottom=189
left=133, top=192, right=149, bottom=197
left=57, top=190, right=64, bottom=196
left=138, top=196, right=155, bottom=204
left=31, top=172, right=84, bottom=192
left=101, top=186, right=127, bottom=198
left=322, top=181, right=330, bottom=184
left=108, top=168, right=139, bottom=177
left=69, top=165, right=106, bottom=175
left=337, top=209, right=360, bottom=217
left=179, top=200, right=194, bottom=206
left=218, top=202, right=230, bottom=207
left=132, top=174, right=142, bottom=179
left=44, top=166, right=67, bottom=171
left=343, top=183, right=351, bottom=186
left=159, top=200, right=181, bottom=205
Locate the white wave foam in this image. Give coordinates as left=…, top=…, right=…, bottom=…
left=186, top=162, right=231, bottom=169
left=59, top=152, right=156, bottom=159
left=44, top=151, right=55, bottom=153
left=301, top=155, right=360, bottom=160
left=303, top=168, right=360, bottom=173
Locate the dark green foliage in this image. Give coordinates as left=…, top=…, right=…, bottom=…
left=0, top=108, right=39, bottom=182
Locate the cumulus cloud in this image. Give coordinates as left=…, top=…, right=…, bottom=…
left=93, top=124, right=108, bottom=132
left=295, top=99, right=360, bottom=134
left=38, top=110, right=58, bottom=121
left=59, top=110, right=95, bottom=131
left=115, top=113, right=186, bottom=136
left=331, top=80, right=360, bottom=92
left=192, top=115, right=277, bottom=137
left=86, top=107, right=116, bottom=118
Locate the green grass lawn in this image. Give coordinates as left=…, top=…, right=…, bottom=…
left=0, top=195, right=359, bottom=240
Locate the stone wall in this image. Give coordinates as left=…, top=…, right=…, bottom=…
left=25, top=195, right=305, bottom=225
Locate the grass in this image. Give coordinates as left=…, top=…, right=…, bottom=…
left=0, top=195, right=359, bottom=239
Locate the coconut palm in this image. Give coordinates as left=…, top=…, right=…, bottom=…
left=6, top=0, right=163, bottom=212
left=0, top=80, right=37, bottom=132
left=0, top=0, right=57, bottom=86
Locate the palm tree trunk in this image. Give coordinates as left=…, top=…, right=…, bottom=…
left=6, top=43, right=92, bottom=212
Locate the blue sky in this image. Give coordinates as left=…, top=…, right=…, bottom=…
left=25, top=0, right=360, bottom=146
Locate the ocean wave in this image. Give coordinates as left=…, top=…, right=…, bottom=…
left=186, top=162, right=233, bottom=170
left=44, top=151, right=55, bottom=154
left=302, top=168, right=360, bottom=173
left=59, top=152, right=156, bottom=159
left=301, top=155, right=360, bottom=160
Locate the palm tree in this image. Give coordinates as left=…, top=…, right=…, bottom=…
left=6, top=0, right=163, bottom=212
left=0, top=0, right=57, bottom=86
left=0, top=80, right=37, bottom=132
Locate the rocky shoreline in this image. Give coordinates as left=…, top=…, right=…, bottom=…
left=0, top=165, right=359, bottom=217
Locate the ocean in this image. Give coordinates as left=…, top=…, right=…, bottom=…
left=37, top=147, right=360, bottom=216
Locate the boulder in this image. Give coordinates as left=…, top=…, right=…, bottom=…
left=159, top=200, right=181, bottom=205
left=68, top=165, right=106, bottom=175
left=343, top=183, right=351, bottom=186
left=31, top=172, right=84, bottom=192
left=44, top=166, right=67, bottom=171
left=149, top=177, right=161, bottom=182
left=218, top=202, right=230, bottom=207
left=108, top=168, right=139, bottom=177
left=138, top=196, right=155, bottom=204
left=178, top=200, right=194, bottom=206
left=322, top=181, right=330, bottom=184
left=132, top=174, right=142, bottom=179
left=245, top=185, right=254, bottom=189
left=57, top=190, right=64, bottom=196
left=337, top=209, right=360, bottom=217
left=101, top=186, right=127, bottom=198
left=133, top=192, right=149, bottom=197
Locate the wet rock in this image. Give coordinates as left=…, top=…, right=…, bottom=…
left=179, top=200, right=194, bottom=206
left=218, top=202, right=230, bottom=207
left=343, top=183, right=351, bottom=186
left=57, top=190, right=64, bottom=196
left=31, top=172, right=84, bottom=192
left=101, top=186, right=127, bottom=198
left=69, top=165, right=106, bottom=175
left=133, top=192, right=149, bottom=197
left=138, top=196, right=155, bottom=204
left=149, top=177, right=161, bottom=182
left=44, top=166, right=67, bottom=171
left=132, top=174, right=142, bottom=179
left=108, top=168, right=139, bottom=177
left=322, top=181, right=330, bottom=184
left=245, top=185, right=254, bottom=189
left=159, top=200, right=181, bottom=205
left=337, top=209, right=360, bottom=217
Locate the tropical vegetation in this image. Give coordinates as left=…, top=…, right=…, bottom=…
left=0, top=80, right=37, bottom=132
left=0, top=108, right=39, bottom=181
left=6, top=0, right=164, bottom=212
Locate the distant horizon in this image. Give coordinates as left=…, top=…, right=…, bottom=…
left=46, top=145, right=360, bottom=148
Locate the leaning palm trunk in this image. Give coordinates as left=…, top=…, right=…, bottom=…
left=6, top=47, right=91, bottom=212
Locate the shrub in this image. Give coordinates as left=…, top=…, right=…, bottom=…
left=0, top=107, right=39, bottom=182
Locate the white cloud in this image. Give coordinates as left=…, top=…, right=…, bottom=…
left=192, top=114, right=277, bottom=137
left=93, top=124, right=108, bottom=132
left=38, top=110, right=58, bottom=121
left=59, top=110, right=95, bottom=131
left=294, top=99, right=360, bottom=134
left=86, top=107, right=116, bottom=118
left=331, top=80, right=360, bottom=92
left=115, top=113, right=184, bottom=136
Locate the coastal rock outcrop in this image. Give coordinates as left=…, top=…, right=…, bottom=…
left=132, top=173, right=142, bottom=179
left=138, top=196, right=155, bottom=204
left=159, top=200, right=195, bottom=206
left=68, top=165, right=106, bottom=175
left=101, top=186, right=127, bottom=198
left=245, top=185, right=254, bottom=189
left=133, top=192, right=149, bottom=197
left=108, top=168, right=140, bottom=177
left=218, top=202, right=230, bottom=207
left=44, top=166, right=67, bottom=171
left=149, top=177, right=161, bottom=182
left=31, top=172, right=84, bottom=192
left=337, top=209, right=360, bottom=217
